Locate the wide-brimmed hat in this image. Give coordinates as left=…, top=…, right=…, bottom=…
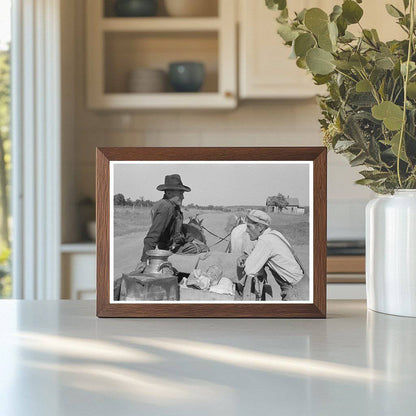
left=246, top=210, right=271, bottom=226
left=156, top=174, right=191, bottom=192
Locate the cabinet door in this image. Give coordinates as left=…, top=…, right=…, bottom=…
left=239, top=0, right=405, bottom=99
left=239, top=0, right=322, bottom=99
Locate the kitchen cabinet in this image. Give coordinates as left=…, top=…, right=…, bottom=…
left=239, top=0, right=327, bottom=99
left=238, top=0, right=405, bottom=99
left=86, top=0, right=237, bottom=109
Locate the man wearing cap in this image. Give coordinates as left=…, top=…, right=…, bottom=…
left=237, top=209, right=305, bottom=301
left=135, top=174, right=191, bottom=272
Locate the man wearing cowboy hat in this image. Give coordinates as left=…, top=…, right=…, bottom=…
left=237, top=209, right=304, bottom=301
left=135, top=174, right=191, bottom=272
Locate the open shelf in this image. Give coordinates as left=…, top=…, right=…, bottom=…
left=86, top=0, right=236, bottom=109
left=90, top=92, right=235, bottom=109
left=103, top=0, right=219, bottom=18
left=101, top=17, right=221, bottom=32
left=104, top=31, right=218, bottom=94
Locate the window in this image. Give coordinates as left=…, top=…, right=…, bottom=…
left=0, top=0, right=11, bottom=298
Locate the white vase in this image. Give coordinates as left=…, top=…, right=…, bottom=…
left=366, top=190, right=416, bottom=317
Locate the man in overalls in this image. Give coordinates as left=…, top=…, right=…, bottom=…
left=236, top=210, right=305, bottom=301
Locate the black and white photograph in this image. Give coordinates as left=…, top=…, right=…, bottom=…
left=110, top=161, right=313, bottom=303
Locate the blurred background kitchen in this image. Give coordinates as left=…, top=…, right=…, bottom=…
left=1, top=0, right=404, bottom=301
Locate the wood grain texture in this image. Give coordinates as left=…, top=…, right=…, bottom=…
left=96, top=147, right=327, bottom=318
left=327, top=256, right=365, bottom=274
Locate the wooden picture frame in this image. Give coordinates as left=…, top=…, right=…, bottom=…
left=96, top=147, right=327, bottom=318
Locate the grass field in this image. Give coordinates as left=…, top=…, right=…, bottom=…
left=113, top=206, right=310, bottom=278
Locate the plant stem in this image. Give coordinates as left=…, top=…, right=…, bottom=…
left=334, top=68, right=357, bottom=83
left=358, top=69, right=380, bottom=104
left=397, top=0, right=415, bottom=188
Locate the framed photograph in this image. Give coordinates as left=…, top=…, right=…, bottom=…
left=96, top=147, right=327, bottom=318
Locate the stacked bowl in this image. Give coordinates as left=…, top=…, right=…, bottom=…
left=127, top=68, right=167, bottom=93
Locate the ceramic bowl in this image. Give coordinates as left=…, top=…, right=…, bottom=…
left=168, top=62, right=205, bottom=92
left=114, top=0, right=158, bottom=17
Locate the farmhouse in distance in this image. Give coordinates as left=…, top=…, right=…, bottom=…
left=266, top=194, right=306, bottom=215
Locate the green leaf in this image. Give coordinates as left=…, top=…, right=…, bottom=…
left=403, top=0, right=410, bottom=10
left=333, top=59, right=353, bottom=70
left=334, top=139, right=356, bottom=152
left=296, top=57, right=307, bottom=69
left=317, top=23, right=338, bottom=52
left=344, top=113, right=369, bottom=147
left=379, top=78, right=386, bottom=100
left=349, top=92, right=377, bottom=107
left=371, top=29, right=380, bottom=42
left=382, top=132, right=409, bottom=162
left=318, top=31, right=333, bottom=52
left=304, top=8, right=329, bottom=35
left=336, top=15, right=348, bottom=36
left=355, top=178, right=376, bottom=185
left=369, top=136, right=381, bottom=162
left=330, top=5, right=343, bottom=22
left=372, top=101, right=404, bottom=130
left=350, top=53, right=368, bottom=69
left=401, top=61, right=416, bottom=77
left=350, top=152, right=368, bottom=167
left=342, top=0, right=363, bottom=24
left=294, top=33, right=315, bottom=57
left=363, top=29, right=375, bottom=44
left=339, top=31, right=356, bottom=42
left=277, top=23, right=299, bottom=42
left=295, top=8, right=307, bottom=22
left=306, top=48, right=335, bottom=75
left=385, top=4, right=404, bottom=18
left=313, top=74, right=332, bottom=85
left=375, top=56, right=395, bottom=70
left=266, top=0, right=287, bottom=11
left=359, top=170, right=391, bottom=180
left=328, top=21, right=338, bottom=45
left=356, top=79, right=372, bottom=92
left=407, top=82, right=416, bottom=99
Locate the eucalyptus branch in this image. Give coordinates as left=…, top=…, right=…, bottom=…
left=390, top=79, right=398, bottom=101
left=397, top=0, right=415, bottom=188
left=334, top=68, right=358, bottom=83
left=393, top=86, right=404, bottom=103
left=358, top=69, right=381, bottom=104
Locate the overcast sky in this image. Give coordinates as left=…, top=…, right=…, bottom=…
left=113, top=162, right=311, bottom=207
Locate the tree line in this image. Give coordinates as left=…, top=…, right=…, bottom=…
left=114, top=194, right=153, bottom=207
left=114, top=193, right=230, bottom=211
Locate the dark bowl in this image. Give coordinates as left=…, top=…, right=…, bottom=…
left=114, top=0, right=158, bottom=17
left=168, top=62, right=205, bottom=93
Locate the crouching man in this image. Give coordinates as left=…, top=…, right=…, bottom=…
left=236, top=210, right=305, bottom=301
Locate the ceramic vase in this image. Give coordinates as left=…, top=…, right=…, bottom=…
left=366, top=190, right=416, bottom=317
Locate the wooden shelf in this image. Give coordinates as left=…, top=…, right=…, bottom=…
left=101, top=17, right=221, bottom=32
left=89, top=92, right=235, bottom=110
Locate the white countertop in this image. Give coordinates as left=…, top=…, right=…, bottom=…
left=0, top=300, right=415, bottom=415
